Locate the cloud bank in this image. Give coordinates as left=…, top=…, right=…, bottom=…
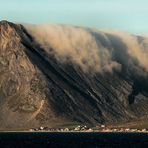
left=24, top=24, right=148, bottom=77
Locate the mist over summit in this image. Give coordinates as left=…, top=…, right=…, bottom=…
left=26, top=24, right=148, bottom=73
left=0, top=20, right=148, bottom=129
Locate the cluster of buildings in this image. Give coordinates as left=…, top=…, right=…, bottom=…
left=29, top=125, right=148, bottom=133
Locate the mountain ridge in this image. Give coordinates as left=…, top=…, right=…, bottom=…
left=0, top=20, right=148, bottom=129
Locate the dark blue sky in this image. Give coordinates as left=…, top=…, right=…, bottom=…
left=1, top=0, right=148, bottom=34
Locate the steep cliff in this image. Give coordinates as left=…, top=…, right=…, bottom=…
left=0, top=21, right=148, bottom=129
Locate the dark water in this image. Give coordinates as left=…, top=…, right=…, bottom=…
left=0, top=132, right=148, bottom=148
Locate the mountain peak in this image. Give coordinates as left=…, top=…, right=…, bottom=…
left=0, top=20, right=17, bottom=30
left=0, top=20, right=10, bottom=24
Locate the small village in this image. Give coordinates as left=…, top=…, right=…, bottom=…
left=29, top=125, right=148, bottom=133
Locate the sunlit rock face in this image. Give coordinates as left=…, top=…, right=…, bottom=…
left=0, top=21, right=64, bottom=129
left=0, top=20, right=148, bottom=129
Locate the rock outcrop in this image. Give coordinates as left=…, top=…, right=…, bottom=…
left=0, top=21, right=148, bottom=129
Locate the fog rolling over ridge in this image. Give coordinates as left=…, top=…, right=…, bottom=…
left=0, top=21, right=148, bottom=129
left=26, top=24, right=148, bottom=74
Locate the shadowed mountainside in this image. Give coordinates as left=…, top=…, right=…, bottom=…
left=0, top=20, right=148, bottom=129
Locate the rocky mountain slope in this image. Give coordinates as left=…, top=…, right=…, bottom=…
left=0, top=20, right=148, bottom=129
